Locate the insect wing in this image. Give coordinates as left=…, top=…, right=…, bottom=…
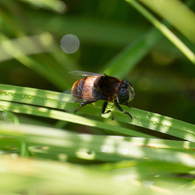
left=58, top=88, right=76, bottom=103
left=69, top=71, right=104, bottom=77
left=58, top=88, right=84, bottom=103
left=58, top=87, right=98, bottom=103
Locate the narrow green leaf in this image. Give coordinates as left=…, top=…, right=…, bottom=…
left=138, top=0, right=195, bottom=44
left=0, top=34, right=76, bottom=90
left=0, top=101, right=151, bottom=138
left=126, top=0, right=195, bottom=64
left=0, top=157, right=150, bottom=194
left=0, top=123, right=195, bottom=168
left=0, top=84, right=195, bottom=141
left=20, top=0, right=65, bottom=13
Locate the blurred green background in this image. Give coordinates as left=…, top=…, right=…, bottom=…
left=0, top=0, right=195, bottom=125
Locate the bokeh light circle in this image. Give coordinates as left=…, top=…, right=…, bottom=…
left=60, top=34, right=80, bottom=54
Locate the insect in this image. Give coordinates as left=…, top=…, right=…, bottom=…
left=67, top=71, right=135, bottom=120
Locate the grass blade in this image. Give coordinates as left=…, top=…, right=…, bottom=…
left=0, top=84, right=195, bottom=141
left=126, top=0, right=195, bottom=64
left=138, top=0, right=195, bottom=44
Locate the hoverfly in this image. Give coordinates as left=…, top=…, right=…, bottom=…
left=65, top=71, right=135, bottom=120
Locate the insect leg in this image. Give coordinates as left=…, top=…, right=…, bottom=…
left=102, top=102, right=114, bottom=120
left=114, top=100, right=133, bottom=119
left=74, top=100, right=96, bottom=113
left=126, top=102, right=132, bottom=108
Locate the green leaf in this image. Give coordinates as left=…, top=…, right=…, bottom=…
left=126, top=0, right=195, bottom=64
left=0, top=84, right=195, bottom=141
left=138, top=0, right=195, bottom=44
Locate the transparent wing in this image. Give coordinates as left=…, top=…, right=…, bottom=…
left=62, top=88, right=72, bottom=95
left=69, top=71, right=104, bottom=77
left=58, top=88, right=99, bottom=103
left=58, top=88, right=77, bottom=103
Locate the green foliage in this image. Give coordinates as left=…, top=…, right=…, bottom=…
left=0, top=0, right=195, bottom=194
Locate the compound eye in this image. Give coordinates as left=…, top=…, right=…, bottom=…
left=117, top=88, right=129, bottom=104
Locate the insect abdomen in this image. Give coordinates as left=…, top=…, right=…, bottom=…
left=71, top=76, right=97, bottom=100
